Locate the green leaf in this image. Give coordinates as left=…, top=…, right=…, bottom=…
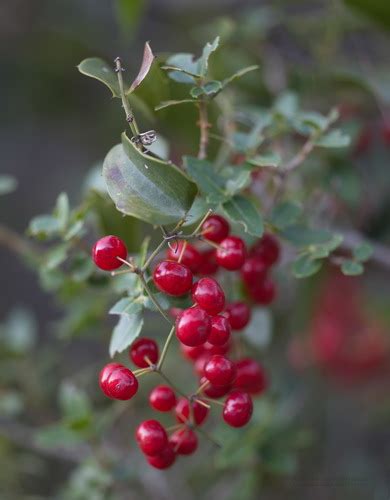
left=182, top=196, right=216, bottom=227
left=223, top=168, right=251, bottom=196
left=273, top=91, right=299, bottom=119
left=28, top=215, right=61, bottom=240
left=184, top=156, right=227, bottom=203
left=103, top=134, right=197, bottom=225
left=190, top=80, right=222, bottom=98
left=59, top=383, right=92, bottom=429
left=293, top=254, right=323, bottom=278
left=45, top=243, right=69, bottom=270
left=222, top=65, right=259, bottom=88
left=247, top=153, right=281, bottom=168
left=307, top=234, right=343, bottom=258
left=35, top=424, right=83, bottom=449
left=54, top=192, right=70, bottom=231
left=198, top=37, right=219, bottom=76
left=270, top=201, right=302, bottom=229
left=0, top=175, right=17, bottom=195
left=341, top=260, right=364, bottom=276
left=222, top=194, right=263, bottom=237
left=353, top=243, right=373, bottom=262
left=155, top=99, right=197, bottom=111
left=137, top=236, right=150, bottom=267
left=78, top=58, right=120, bottom=97
left=109, top=299, right=144, bottom=357
left=281, top=225, right=334, bottom=247
left=164, top=54, right=201, bottom=83
left=315, top=129, right=351, bottom=148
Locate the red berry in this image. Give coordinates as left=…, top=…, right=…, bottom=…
left=193, top=353, right=211, bottom=377
left=204, top=355, right=236, bottom=387
left=136, top=420, right=168, bottom=456
left=202, top=214, right=230, bottom=243
left=92, top=235, right=127, bottom=271
left=198, top=249, right=219, bottom=275
left=223, top=391, right=253, bottom=427
left=208, top=315, right=231, bottom=346
left=191, top=277, right=225, bottom=315
left=153, top=260, right=192, bottom=296
left=130, top=338, right=159, bottom=368
left=234, top=358, right=268, bottom=395
left=175, top=397, right=209, bottom=425
left=176, top=307, right=211, bottom=347
left=146, top=444, right=176, bottom=469
left=241, top=256, right=268, bottom=287
left=167, top=242, right=202, bottom=273
left=99, top=363, right=138, bottom=400
left=180, top=343, right=205, bottom=361
left=204, top=340, right=231, bottom=356
left=216, top=236, right=246, bottom=270
left=225, top=302, right=251, bottom=330
left=249, top=278, right=276, bottom=305
left=149, top=385, right=176, bottom=412
left=199, top=376, right=231, bottom=399
left=250, top=233, right=280, bottom=267
left=170, top=428, right=198, bottom=455
left=169, top=307, right=184, bottom=320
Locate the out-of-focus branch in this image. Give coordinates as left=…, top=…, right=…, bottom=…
left=197, top=99, right=210, bottom=160
left=336, top=228, right=390, bottom=270
left=0, top=224, right=35, bottom=257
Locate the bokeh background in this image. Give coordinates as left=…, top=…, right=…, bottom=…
left=1, top=1, right=390, bottom=499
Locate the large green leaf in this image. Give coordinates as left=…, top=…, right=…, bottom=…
left=103, top=134, right=197, bottom=225
left=222, top=195, right=263, bottom=237
left=109, top=299, right=144, bottom=357
left=184, top=156, right=227, bottom=203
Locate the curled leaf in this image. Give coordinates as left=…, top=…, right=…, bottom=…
left=128, top=42, right=155, bottom=93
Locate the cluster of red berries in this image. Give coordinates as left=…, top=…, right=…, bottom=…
left=92, top=214, right=279, bottom=469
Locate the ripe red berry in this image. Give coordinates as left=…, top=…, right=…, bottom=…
left=241, top=256, right=268, bottom=287
left=146, top=444, right=176, bottom=469
left=99, top=363, right=138, bottom=400
left=180, top=343, right=205, bottom=361
left=202, top=214, right=230, bottom=243
left=234, top=358, right=268, bottom=395
left=193, top=353, right=211, bottom=377
left=199, top=376, right=231, bottom=399
left=175, top=397, right=209, bottom=425
left=167, top=242, right=202, bottom=273
left=204, top=355, right=236, bottom=387
left=136, top=419, right=168, bottom=456
left=225, top=302, right=251, bottom=330
left=223, top=391, right=253, bottom=427
left=208, top=315, right=231, bottom=346
left=191, top=277, right=225, bottom=315
left=149, top=385, right=176, bottom=412
left=204, top=339, right=231, bottom=356
left=250, top=233, right=280, bottom=267
left=170, top=428, right=198, bottom=455
left=216, top=236, right=246, bottom=270
left=92, top=235, right=127, bottom=271
left=198, top=249, right=219, bottom=275
left=249, top=278, right=276, bottom=305
left=153, top=260, right=193, bottom=296
left=130, top=338, right=159, bottom=368
left=176, top=307, right=211, bottom=347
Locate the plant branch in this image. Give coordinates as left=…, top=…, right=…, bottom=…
left=137, top=272, right=172, bottom=323
left=0, top=224, right=37, bottom=257
left=114, top=57, right=140, bottom=139
left=197, top=98, right=210, bottom=160
left=157, top=325, right=176, bottom=370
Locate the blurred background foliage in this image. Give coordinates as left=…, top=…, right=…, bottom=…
left=0, top=0, right=390, bottom=499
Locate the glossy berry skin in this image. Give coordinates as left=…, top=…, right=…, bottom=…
left=204, top=340, right=231, bottom=357
left=153, top=260, right=193, bottom=296
left=176, top=307, right=211, bottom=347
left=180, top=343, right=205, bottom=361
left=193, top=353, right=211, bottom=377
left=146, top=444, right=176, bottom=469
left=175, top=397, right=209, bottom=425
left=208, top=315, right=231, bottom=346
left=99, top=363, right=138, bottom=400
left=191, top=277, right=225, bottom=315
left=234, top=358, right=268, bottom=395
left=170, top=429, right=198, bottom=455
left=130, top=338, right=159, bottom=368
left=223, top=391, right=253, bottom=428
left=92, top=235, right=127, bottom=271
left=202, top=214, right=230, bottom=243
left=136, top=420, right=168, bottom=456
left=250, top=233, right=280, bottom=267
left=216, top=236, right=246, bottom=271
left=241, top=256, right=268, bottom=288
left=204, top=355, right=236, bottom=387
left=167, top=242, right=202, bottom=273
left=249, top=278, right=276, bottom=305
left=199, top=376, right=231, bottom=399
left=149, top=385, right=176, bottom=412
left=198, top=249, right=219, bottom=275
left=225, top=302, right=251, bottom=330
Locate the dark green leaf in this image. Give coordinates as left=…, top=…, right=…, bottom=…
left=184, top=156, right=227, bottom=203
left=353, top=243, right=373, bottom=262
left=103, top=134, right=197, bottom=225
left=222, top=195, right=263, bottom=237
left=293, top=254, right=323, bottom=278
left=78, top=58, right=120, bottom=97
left=269, top=201, right=302, bottom=229
left=341, top=260, right=364, bottom=276
left=223, top=169, right=251, bottom=195
left=0, top=175, right=17, bottom=195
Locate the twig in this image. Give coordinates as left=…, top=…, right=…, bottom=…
left=137, top=273, right=172, bottom=323
left=114, top=57, right=140, bottom=139
left=336, top=228, right=390, bottom=270
left=197, top=98, right=210, bottom=160
left=0, top=224, right=37, bottom=257
left=157, top=325, right=176, bottom=370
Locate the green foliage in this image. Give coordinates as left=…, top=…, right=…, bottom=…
left=109, top=297, right=144, bottom=357
left=222, top=195, right=263, bottom=237
left=0, top=175, right=17, bottom=196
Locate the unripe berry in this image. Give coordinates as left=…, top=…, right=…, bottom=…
left=250, top=233, right=280, bottom=267
left=175, top=397, right=209, bottom=425
left=234, top=358, right=268, bottom=395
left=136, top=419, right=168, bottom=456
left=92, top=235, right=127, bottom=271
left=149, top=385, right=176, bottom=412
left=99, top=363, right=138, bottom=400
left=208, top=315, right=231, bottom=346
left=201, top=214, right=230, bottom=243
left=225, top=302, right=251, bottom=330
left=241, top=256, right=268, bottom=287
left=176, top=307, right=211, bottom=347
left=204, top=355, right=236, bottom=387
left=167, top=242, right=202, bottom=273
left=129, top=338, right=159, bottom=368
left=146, top=444, right=176, bottom=469
left=216, top=236, right=246, bottom=270
left=249, top=278, right=276, bottom=305
left=223, top=391, right=253, bottom=427
left=153, top=260, right=193, bottom=296
left=170, top=428, right=198, bottom=455
left=191, top=277, right=225, bottom=315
